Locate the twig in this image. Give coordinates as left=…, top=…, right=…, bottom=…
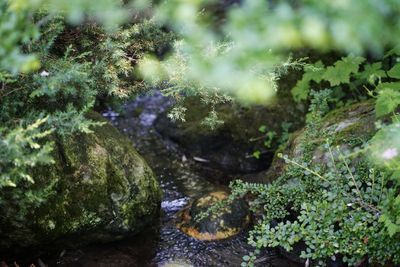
left=0, top=87, right=23, bottom=98
left=338, top=150, right=364, bottom=202
left=278, top=154, right=328, bottom=182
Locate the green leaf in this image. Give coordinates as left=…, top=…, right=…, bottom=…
left=375, top=89, right=400, bottom=117
left=1, top=179, right=17, bottom=187
left=376, top=82, right=400, bottom=91
left=388, top=63, right=400, bottom=79
left=304, top=61, right=325, bottom=83
left=391, top=224, right=400, bottom=237
left=391, top=170, right=400, bottom=182
left=322, top=56, right=365, bottom=86
left=253, top=150, right=261, bottom=159
left=357, top=62, right=386, bottom=83
left=291, top=61, right=325, bottom=102
left=380, top=214, right=400, bottom=237
left=384, top=46, right=400, bottom=58
left=292, top=78, right=311, bottom=102
left=258, top=125, right=267, bottom=133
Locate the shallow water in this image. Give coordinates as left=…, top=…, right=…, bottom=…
left=51, top=91, right=300, bottom=267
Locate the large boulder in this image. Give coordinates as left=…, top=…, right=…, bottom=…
left=154, top=93, right=305, bottom=177
left=0, top=112, right=162, bottom=255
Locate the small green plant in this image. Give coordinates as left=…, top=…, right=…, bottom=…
left=250, top=122, right=293, bottom=160
left=251, top=126, right=276, bottom=159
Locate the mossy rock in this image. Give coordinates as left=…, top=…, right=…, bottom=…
left=260, top=100, right=377, bottom=182
left=0, top=112, right=162, bottom=255
left=176, top=191, right=250, bottom=241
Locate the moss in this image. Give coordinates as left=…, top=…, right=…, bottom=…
left=323, top=100, right=374, bottom=124
left=261, top=101, right=377, bottom=183
left=323, top=101, right=376, bottom=146
left=0, top=111, right=161, bottom=253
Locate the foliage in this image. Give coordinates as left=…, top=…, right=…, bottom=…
left=2, top=0, right=400, bottom=264
left=291, top=61, right=325, bottom=102
left=0, top=0, right=128, bottom=74
left=138, top=0, right=400, bottom=104
left=289, top=53, right=400, bottom=242
left=141, top=40, right=308, bottom=128
left=322, top=56, right=365, bottom=86
left=224, top=55, right=400, bottom=265
left=367, top=123, right=400, bottom=237
left=250, top=122, right=293, bottom=160
left=0, top=117, right=53, bottom=188
left=0, top=1, right=173, bottom=210
left=229, top=93, right=399, bottom=266
left=0, top=1, right=40, bottom=74
left=291, top=56, right=366, bottom=102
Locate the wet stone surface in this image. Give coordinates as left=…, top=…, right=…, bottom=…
left=176, top=191, right=250, bottom=241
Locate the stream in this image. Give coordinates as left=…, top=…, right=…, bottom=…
left=50, top=91, right=300, bottom=267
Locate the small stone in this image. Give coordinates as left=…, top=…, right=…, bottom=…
left=176, top=191, right=250, bottom=241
